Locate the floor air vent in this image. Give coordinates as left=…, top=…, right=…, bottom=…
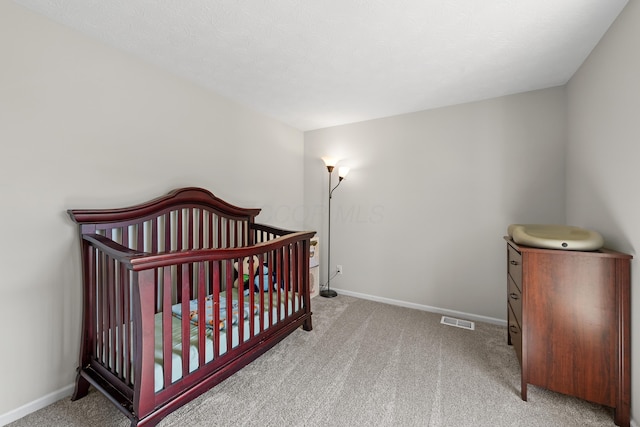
left=440, top=316, right=475, bottom=330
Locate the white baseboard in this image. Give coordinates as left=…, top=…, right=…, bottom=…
left=0, top=384, right=74, bottom=427
left=332, top=287, right=506, bottom=327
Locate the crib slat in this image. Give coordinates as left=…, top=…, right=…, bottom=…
left=177, top=209, right=183, bottom=251
left=225, top=259, right=233, bottom=351
left=94, top=250, right=102, bottom=364
left=162, top=267, right=173, bottom=389
left=99, top=251, right=107, bottom=365
left=283, top=246, right=290, bottom=318
left=295, top=242, right=302, bottom=311
left=297, top=241, right=304, bottom=309
left=288, top=244, right=293, bottom=312
left=109, top=257, right=116, bottom=371
left=238, top=257, right=246, bottom=343
left=210, top=214, right=215, bottom=247
left=276, top=249, right=282, bottom=322
left=233, top=221, right=238, bottom=248
left=254, top=256, right=261, bottom=331
left=247, top=256, right=255, bottom=338
left=207, top=213, right=214, bottom=294
left=291, top=243, right=297, bottom=311
left=233, top=219, right=238, bottom=247
left=187, top=208, right=194, bottom=250
left=295, top=242, right=301, bottom=309
left=221, top=217, right=226, bottom=247
left=261, top=253, right=268, bottom=329
left=116, top=263, right=125, bottom=380
left=212, top=261, right=221, bottom=359
left=237, top=257, right=245, bottom=344
left=180, top=265, right=190, bottom=378
left=292, top=243, right=298, bottom=312
left=151, top=217, right=159, bottom=313
left=163, top=212, right=170, bottom=252
left=122, top=226, right=129, bottom=251
left=123, top=268, right=132, bottom=386
left=108, top=257, right=117, bottom=373
left=151, top=217, right=158, bottom=254
left=198, top=209, right=204, bottom=249
left=267, top=253, right=275, bottom=329
left=136, top=224, right=144, bottom=252
left=197, top=262, right=206, bottom=367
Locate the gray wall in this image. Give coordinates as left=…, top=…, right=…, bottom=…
left=304, top=87, right=566, bottom=322
left=0, top=2, right=304, bottom=418
left=566, top=0, right=640, bottom=423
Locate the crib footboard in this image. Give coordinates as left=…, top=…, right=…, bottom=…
left=69, top=188, right=315, bottom=427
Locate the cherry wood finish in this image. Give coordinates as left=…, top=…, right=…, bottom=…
left=505, top=237, right=631, bottom=427
left=68, top=188, right=315, bottom=427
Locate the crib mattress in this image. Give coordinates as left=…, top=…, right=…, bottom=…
left=153, top=291, right=298, bottom=391
left=507, top=224, right=604, bottom=251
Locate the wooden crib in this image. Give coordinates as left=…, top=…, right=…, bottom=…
left=68, top=187, right=315, bottom=426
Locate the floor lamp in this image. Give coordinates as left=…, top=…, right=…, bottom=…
left=321, top=158, right=349, bottom=298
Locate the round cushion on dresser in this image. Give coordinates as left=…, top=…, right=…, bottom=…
left=507, top=223, right=604, bottom=251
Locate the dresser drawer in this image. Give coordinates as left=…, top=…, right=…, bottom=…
left=508, top=275, right=522, bottom=327
left=507, top=244, right=522, bottom=289
left=508, top=304, right=522, bottom=366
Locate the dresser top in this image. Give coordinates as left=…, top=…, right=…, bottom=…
left=504, top=237, right=633, bottom=259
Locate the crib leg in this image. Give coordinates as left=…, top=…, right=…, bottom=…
left=71, top=371, right=90, bottom=401
left=303, top=316, right=313, bottom=331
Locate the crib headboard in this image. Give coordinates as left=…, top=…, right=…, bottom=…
left=68, top=187, right=262, bottom=251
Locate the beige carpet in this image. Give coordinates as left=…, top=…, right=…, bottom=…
left=9, top=295, right=617, bottom=426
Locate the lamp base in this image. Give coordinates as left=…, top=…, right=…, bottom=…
left=320, top=289, right=338, bottom=298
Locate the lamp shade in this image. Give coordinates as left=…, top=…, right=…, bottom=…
left=338, top=167, right=350, bottom=179
left=322, top=157, right=338, bottom=168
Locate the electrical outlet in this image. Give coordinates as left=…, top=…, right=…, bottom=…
left=336, top=265, right=343, bottom=274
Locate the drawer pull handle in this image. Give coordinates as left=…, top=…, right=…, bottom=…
left=510, top=260, right=519, bottom=265
left=509, top=292, right=519, bottom=300
left=509, top=325, right=519, bottom=334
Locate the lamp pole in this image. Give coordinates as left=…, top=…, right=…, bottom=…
left=320, top=159, right=349, bottom=298
left=321, top=165, right=338, bottom=298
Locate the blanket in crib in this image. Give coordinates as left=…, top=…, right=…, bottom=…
left=171, top=295, right=259, bottom=331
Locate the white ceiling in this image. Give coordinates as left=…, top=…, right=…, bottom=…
left=13, top=0, right=628, bottom=131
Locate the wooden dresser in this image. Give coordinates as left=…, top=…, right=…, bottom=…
left=505, top=237, right=632, bottom=427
